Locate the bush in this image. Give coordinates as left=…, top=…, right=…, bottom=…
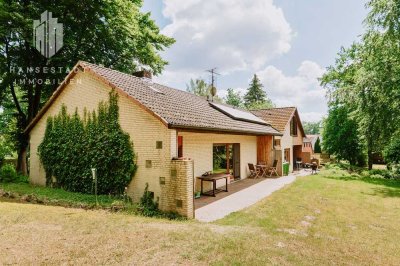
left=38, top=90, right=137, bottom=195
left=369, top=174, right=385, bottom=179
left=0, top=164, right=18, bottom=183
left=368, top=169, right=392, bottom=179
left=138, top=183, right=160, bottom=217
left=384, top=135, right=400, bottom=176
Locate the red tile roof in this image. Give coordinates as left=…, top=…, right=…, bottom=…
left=251, top=107, right=296, bottom=132
left=251, top=107, right=305, bottom=137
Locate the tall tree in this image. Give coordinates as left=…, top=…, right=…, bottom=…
left=303, top=121, right=321, bottom=135
left=321, top=0, right=400, bottom=169
left=0, top=0, right=174, bottom=174
left=314, top=137, right=322, bottom=153
left=224, top=88, right=243, bottom=107
left=322, top=105, right=365, bottom=166
left=186, top=78, right=209, bottom=97
left=186, top=78, right=222, bottom=102
left=244, top=74, right=274, bottom=110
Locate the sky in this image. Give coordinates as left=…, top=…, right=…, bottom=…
left=142, top=0, right=368, bottom=122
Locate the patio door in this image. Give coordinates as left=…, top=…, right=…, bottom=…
left=232, top=143, right=240, bottom=180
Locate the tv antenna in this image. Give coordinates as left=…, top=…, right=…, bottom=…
left=206, top=67, right=220, bottom=88
left=206, top=68, right=220, bottom=101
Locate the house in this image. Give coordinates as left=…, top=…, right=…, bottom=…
left=25, top=61, right=282, bottom=218
left=302, top=136, right=314, bottom=162
left=251, top=107, right=306, bottom=173
left=305, top=134, right=330, bottom=165
left=302, top=135, right=320, bottom=164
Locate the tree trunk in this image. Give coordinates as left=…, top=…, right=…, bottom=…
left=16, top=144, right=28, bottom=175
left=367, top=149, right=373, bottom=170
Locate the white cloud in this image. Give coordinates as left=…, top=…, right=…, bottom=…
left=159, top=0, right=293, bottom=81
left=257, top=60, right=327, bottom=122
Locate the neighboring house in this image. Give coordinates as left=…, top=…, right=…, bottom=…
left=302, top=134, right=320, bottom=163
left=302, top=136, right=314, bottom=159
left=252, top=107, right=306, bottom=173
left=307, top=134, right=321, bottom=153
left=25, top=61, right=282, bottom=218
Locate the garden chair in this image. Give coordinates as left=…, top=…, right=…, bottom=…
left=268, top=160, right=279, bottom=177
left=296, top=157, right=302, bottom=170
left=248, top=163, right=262, bottom=178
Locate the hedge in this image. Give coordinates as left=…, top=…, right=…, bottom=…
left=38, top=90, right=137, bottom=195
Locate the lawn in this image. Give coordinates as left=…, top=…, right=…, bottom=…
left=1, top=165, right=399, bottom=265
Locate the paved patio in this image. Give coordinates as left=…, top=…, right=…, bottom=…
left=194, top=177, right=267, bottom=209
left=195, top=169, right=312, bottom=222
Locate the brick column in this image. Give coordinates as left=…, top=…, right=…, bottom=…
left=169, top=159, right=194, bottom=218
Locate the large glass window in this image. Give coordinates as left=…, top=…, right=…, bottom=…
left=213, top=144, right=232, bottom=174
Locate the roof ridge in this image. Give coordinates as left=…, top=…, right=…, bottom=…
left=79, top=61, right=214, bottom=104
left=251, top=106, right=297, bottom=111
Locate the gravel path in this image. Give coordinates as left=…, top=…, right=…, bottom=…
left=195, top=170, right=311, bottom=222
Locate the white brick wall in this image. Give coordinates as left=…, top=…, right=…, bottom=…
left=177, top=132, right=257, bottom=191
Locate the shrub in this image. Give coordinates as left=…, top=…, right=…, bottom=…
left=368, top=169, right=392, bottom=179
left=38, top=90, right=137, bottom=195
left=138, top=183, right=160, bottom=217
left=369, top=174, right=385, bottom=179
left=384, top=135, right=400, bottom=178
left=0, top=164, right=18, bottom=183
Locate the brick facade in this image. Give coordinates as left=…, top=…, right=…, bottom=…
left=28, top=69, right=268, bottom=218
left=29, top=71, right=178, bottom=212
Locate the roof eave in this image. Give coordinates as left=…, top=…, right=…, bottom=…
left=169, top=124, right=283, bottom=136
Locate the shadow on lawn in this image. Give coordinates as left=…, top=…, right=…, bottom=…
left=324, top=174, right=400, bottom=188
left=367, top=187, right=400, bottom=198
left=321, top=169, right=400, bottom=198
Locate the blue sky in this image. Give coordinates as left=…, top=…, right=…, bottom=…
left=142, top=0, right=367, bottom=121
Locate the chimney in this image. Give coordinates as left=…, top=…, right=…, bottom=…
left=132, top=69, right=152, bottom=79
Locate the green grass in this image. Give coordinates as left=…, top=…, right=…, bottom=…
left=1, top=165, right=400, bottom=265
left=215, top=163, right=400, bottom=264
left=0, top=182, right=119, bottom=208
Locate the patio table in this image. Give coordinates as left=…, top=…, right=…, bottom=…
left=198, top=173, right=229, bottom=197
left=256, top=165, right=268, bottom=177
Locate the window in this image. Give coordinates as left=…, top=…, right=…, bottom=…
left=290, top=117, right=298, bottom=136
left=178, top=136, right=183, bottom=157
left=274, top=139, right=281, bottom=146
left=284, top=148, right=290, bottom=163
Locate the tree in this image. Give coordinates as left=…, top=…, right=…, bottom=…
left=322, top=105, right=365, bottom=166
left=225, top=88, right=243, bottom=107
left=186, top=78, right=209, bottom=97
left=314, top=137, right=322, bottom=153
left=321, top=0, right=400, bottom=169
left=186, top=78, right=223, bottom=102
left=0, top=93, right=17, bottom=163
left=0, top=0, right=174, bottom=174
left=383, top=133, right=400, bottom=175
left=303, top=121, right=321, bottom=135
left=244, top=74, right=274, bottom=110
